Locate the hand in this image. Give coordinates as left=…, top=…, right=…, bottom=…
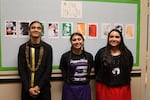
left=28, top=86, right=40, bottom=98
left=34, top=85, right=40, bottom=94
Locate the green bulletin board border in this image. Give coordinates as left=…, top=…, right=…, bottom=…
left=0, top=24, right=1, bottom=68
left=0, top=0, right=140, bottom=71
left=83, top=0, right=138, bottom=4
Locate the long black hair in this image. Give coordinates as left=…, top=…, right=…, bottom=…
left=103, top=28, right=132, bottom=67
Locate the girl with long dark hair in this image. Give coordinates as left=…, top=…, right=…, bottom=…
left=95, top=29, right=133, bottom=100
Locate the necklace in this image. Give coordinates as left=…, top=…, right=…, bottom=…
left=25, top=43, right=44, bottom=72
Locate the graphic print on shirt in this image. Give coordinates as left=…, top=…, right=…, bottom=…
left=70, top=59, right=88, bottom=83
left=111, top=56, right=120, bottom=76
left=112, top=67, right=120, bottom=76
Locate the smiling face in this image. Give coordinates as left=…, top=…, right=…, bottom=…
left=29, top=22, right=42, bottom=38
left=70, top=34, right=84, bottom=50
left=108, top=31, right=121, bottom=48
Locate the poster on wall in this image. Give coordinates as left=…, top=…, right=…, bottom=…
left=18, top=21, right=30, bottom=38
left=5, top=21, right=17, bottom=38
left=48, top=22, right=59, bottom=38
left=61, top=1, right=82, bottom=18
left=88, top=23, right=98, bottom=39
left=76, top=22, right=86, bottom=36
left=61, top=22, right=73, bottom=38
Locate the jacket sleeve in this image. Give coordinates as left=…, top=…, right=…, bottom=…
left=18, top=45, right=30, bottom=92
left=37, top=45, right=53, bottom=89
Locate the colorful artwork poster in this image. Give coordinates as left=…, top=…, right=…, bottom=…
left=76, top=23, right=86, bottom=36
left=61, top=22, right=73, bottom=37
left=88, top=23, right=98, bottom=38
left=48, top=22, right=59, bottom=38
left=5, top=21, right=17, bottom=36
left=18, top=21, right=30, bottom=37
left=125, top=24, right=135, bottom=39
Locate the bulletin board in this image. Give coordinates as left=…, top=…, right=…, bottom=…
left=0, top=0, right=140, bottom=73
